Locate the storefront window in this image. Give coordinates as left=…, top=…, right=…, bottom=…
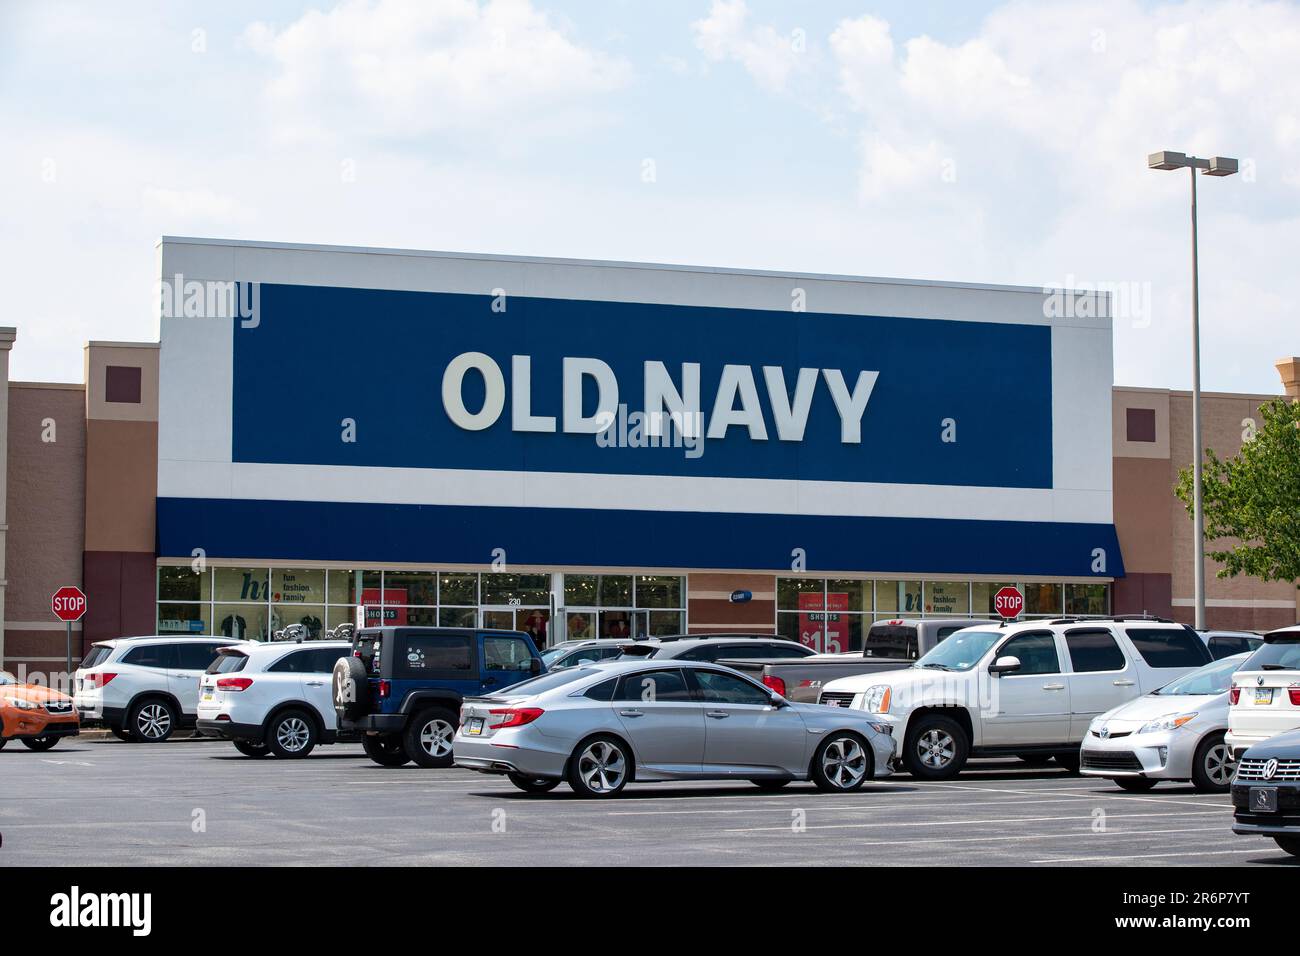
left=272, top=568, right=326, bottom=607
left=439, top=573, right=478, bottom=607
left=158, top=567, right=206, bottom=602
left=828, top=579, right=869, bottom=613
left=566, top=611, right=595, bottom=640
left=275, top=603, right=326, bottom=639
left=482, top=573, right=550, bottom=606
left=647, top=610, right=685, bottom=636
left=157, top=603, right=210, bottom=635
left=901, top=581, right=924, bottom=615
left=874, top=581, right=899, bottom=615
left=327, top=570, right=355, bottom=606
left=599, top=575, right=633, bottom=607
left=925, top=581, right=970, bottom=615
left=777, top=576, right=823, bottom=610
left=384, top=571, right=437, bottom=607
left=439, top=607, right=476, bottom=628
left=635, top=575, right=682, bottom=609
left=564, top=574, right=599, bottom=606
left=214, top=602, right=267, bottom=640
left=1065, top=583, right=1108, bottom=616
left=215, top=567, right=268, bottom=603
left=1024, top=583, right=1063, bottom=616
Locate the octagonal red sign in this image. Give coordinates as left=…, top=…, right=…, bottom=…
left=51, top=585, right=87, bottom=622
left=993, top=586, right=1024, bottom=620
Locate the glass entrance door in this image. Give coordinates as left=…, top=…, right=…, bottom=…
left=480, top=607, right=551, bottom=650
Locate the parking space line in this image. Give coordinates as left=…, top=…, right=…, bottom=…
left=1029, top=847, right=1267, bottom=863
left=725, top=808, right=1230, bottom=832
left=836, top=825, right=1231, bottom=848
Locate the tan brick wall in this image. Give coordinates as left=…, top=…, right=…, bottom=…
left=4, top=384, right=87, bottom=666
left=1167, top=391, right=1299, bottom=627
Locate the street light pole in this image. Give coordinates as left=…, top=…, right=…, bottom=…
left=1188, top=163, right=1205, bottom=630
left=1148, top=150, right=1238, bottom=630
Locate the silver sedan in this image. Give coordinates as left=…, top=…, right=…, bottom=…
left=1080, top=653, right=1249, bottom=793
left=454, top=659, right=897, bottom=797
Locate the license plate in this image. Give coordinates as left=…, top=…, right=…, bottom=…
left=1255, top=688, right=1274, bottom=705
left=201, top=689, right=213, bottom=701
left=1252, top=787, right=1279, bottom=813
left=465, top=717, right=484, bottom=736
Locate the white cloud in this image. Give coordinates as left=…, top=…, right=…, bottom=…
left=691, top=0, right=805, bottom=93
left=243, top=0, right=631, bottom=143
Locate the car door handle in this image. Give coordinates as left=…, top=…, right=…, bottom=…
left=1042, top=683, right=1065, bottom=691
left=618, top=709, right=644, bottom=718
left=706, top=711, right=730, bottom=719
left=1112, top=679, right=1135, bottom=687
left=305, top=680, right=325, bottom=687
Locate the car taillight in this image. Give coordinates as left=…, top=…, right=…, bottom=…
left=216, top=677, right=253, bottom=692
left=488, top=707, right=544, bottom=729
left=86, top=672, right=117, bottom=688
left=1289, top=688, right=1300, bottom=706
left=378, top=679, right=391, bottom=698
left=762, top=675, right=787, bottom=697
left=1229, top=686, right=1241, bottom=705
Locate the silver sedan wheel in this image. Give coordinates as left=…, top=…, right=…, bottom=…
left=577, top=740, right=626, bottom=793
left=276, top=717, right=311, bottom=753
left=1203, top=741, right=1235, bottom=786
left=917, top=728, right=956, bottom=769
left=821, top=736, right=867, bottom=789
left=419, top=719, right=455, bottom=758
left=136, top=703, right=172, bottom=740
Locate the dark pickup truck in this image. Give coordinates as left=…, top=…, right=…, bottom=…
left=722, top=618, right=989, bottom=702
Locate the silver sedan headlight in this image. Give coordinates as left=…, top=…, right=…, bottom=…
left=1138, top=712, right=1197, bottom=735
left=867, top=721, right=894, bottom=736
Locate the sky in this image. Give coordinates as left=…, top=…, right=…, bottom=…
left=2, top=0, right=1298, bottom=392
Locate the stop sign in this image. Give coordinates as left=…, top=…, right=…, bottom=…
left=51, top=585, right=87, bottom=622
left=993, top=586, right=1024, bottom=620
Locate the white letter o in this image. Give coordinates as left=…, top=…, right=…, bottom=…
left=442, top=351, right=505, bottom=431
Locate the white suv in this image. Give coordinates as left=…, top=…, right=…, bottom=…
left=819, top=617, right=1213, bottom=779
left=73, top=636, right=239, bottom=742
left=196, top=641, right=352, bottom=758
left=1225, top=625, right=1300, bottom=759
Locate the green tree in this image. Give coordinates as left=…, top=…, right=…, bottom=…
left=1175, top=396, right=1300, bottom=585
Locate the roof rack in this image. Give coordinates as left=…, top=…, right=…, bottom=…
left=653, top=633, right=782, bottom=643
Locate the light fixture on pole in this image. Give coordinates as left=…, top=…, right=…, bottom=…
left=1147, top=149, right=1239, bottom=630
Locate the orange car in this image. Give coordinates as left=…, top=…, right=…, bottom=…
left=0, top=670, right=80, bottom=751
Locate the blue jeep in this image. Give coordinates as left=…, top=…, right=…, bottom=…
left=333, top=626, right=545, bottom=767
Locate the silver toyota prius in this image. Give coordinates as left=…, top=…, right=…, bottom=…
left=453, top=659, right=897, bottom=797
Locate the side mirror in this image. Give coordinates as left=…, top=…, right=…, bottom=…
left=530, top=658, right=543, bottom=674
left=769, top=693, right=787, bottom=708
left=989, top=655, right=1021, bottom=676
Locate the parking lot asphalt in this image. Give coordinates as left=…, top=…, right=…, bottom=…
left=2, top=738, right=1295, bottom=867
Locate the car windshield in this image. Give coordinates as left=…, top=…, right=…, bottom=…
left=540, top=647, right=569, bottom=666
left=914, top=630, right=1002, bottom=671
left=1153, top=654, right=1246, bottom=695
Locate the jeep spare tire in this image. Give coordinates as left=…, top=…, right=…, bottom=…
left=333, top=655, right=370, bottom=721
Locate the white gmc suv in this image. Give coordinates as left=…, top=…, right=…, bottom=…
left=196, top=640, right=352, bottom=758
left=819, top=617, right=1212, bottom=779
left=74, top=636, right=239, bottom=741
left=1225, top=624, right=1300, bottom=759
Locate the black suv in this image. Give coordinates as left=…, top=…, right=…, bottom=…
left=333, top=626, right=544, bottom=768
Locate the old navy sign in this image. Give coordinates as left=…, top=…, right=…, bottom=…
left=231, top=284, right=1054, bottom=488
